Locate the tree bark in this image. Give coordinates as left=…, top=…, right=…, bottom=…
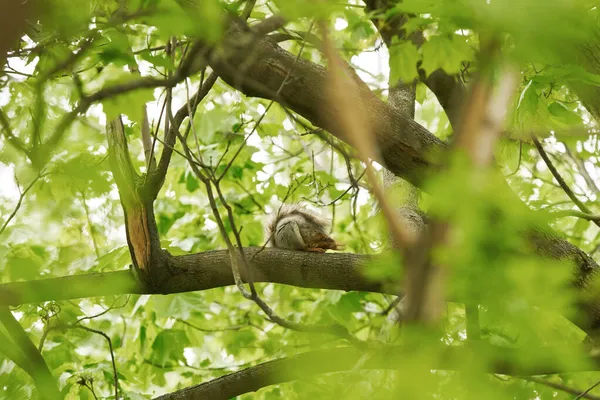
left=202, top=18, right=600, bottom=335
left=0, top=249, right=388, bottom=307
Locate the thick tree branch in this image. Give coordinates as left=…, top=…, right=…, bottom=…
left=154, top=344, right=600, bottom=400
left=200, top=16, right=600, bottom=336
left=364, top=0, right=466, bottom=129
left=0, top=249, right=386, bottom=307
left=206, top=17, right=445, bottom=186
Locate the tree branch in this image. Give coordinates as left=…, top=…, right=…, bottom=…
left=0, top=307, right=60, bottom=400
left=0, top=249, right=385, bottom=307
left=153, top=344, right=600, bottom=400
left=203, top=16, right=600, bottom=336
left=532, top=136, right=600, bottom=229
left=146, top=72, right=218, bottom=198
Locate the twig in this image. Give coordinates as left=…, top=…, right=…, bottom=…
left=507, top=140, right=523, bottom=177
left=320, top=21, right=415, bottom=252
left=548, top=209, right=600, bottom=222
left=146, top=72, right=218, bottom=197
left=0, top=170, right=46, bottom=235
left=216, top=20, right=315, bottom=183
left=524, top=377, right=600, bottom=400
left=575, top=379, right=600, bottom=400
left=80, top=190, right=100, bottom=258
left=0, top=108, right=28, bottom=154
left=565, top=144, right=600, bottom=195
left=532, top=136, right=600, bottom=229
left=380, top=297, right=402, bottom=316
left=75, top=326, right=119, bottom=400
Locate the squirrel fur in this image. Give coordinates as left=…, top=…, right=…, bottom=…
left=266, top=204, right=343, bottom=252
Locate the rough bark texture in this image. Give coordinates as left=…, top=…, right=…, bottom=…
left=0, top=249, right=390, bottom=307
left=209, top=18, right=446, bottom=187
left=365, top=0, right=428, bottom=246
left=107, top=116, right=171, bottom=287
left=201, top=17, right=600, bottom=335
left=165, top=248, right=383, bottom=294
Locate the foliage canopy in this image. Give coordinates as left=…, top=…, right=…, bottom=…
left=1, top=0, right=600, bottom=399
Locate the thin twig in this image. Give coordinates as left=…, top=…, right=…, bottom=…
left=532, top=136, right=600, bottom=229
left=80, top=190, right=100, bottom=258
left=0, top=170, right=46, bottom=235
left=575, top=379, right=600, bottom=400
left=524, top=377, right=600, bottom=400
left=75, top=326, right=119, bottom=400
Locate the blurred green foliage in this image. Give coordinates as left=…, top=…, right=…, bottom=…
left=0, top=0, right=599, bottom=399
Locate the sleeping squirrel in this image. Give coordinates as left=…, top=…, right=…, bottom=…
left=266, top=205, right=343, bottom=252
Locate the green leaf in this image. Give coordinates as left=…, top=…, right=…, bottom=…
left=101, top=70, right=155, bottom=123
left=420, top=35, right=474, bottom=77
left=185, top=172, right=200, bottom=193
left=273, top=0, right=342, bottom=20
left=150, top=329, right=190, bottom=366
left=6, top=245, right=45, bottom=281
left=389, top=40, right=420, bottom=84
left=547, top=101, right=583, bottom=127
left=98, top=30, right=136, bottom=68
left=143, top=0, right=224, bottom=42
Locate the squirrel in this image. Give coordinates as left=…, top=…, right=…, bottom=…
left=266, top=204, right=343, bottom=252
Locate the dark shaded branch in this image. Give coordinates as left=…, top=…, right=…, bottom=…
left=75, top=326, right=118, bottom=400
left=153, top=344, right=600, bottom=400
left=0, top=249, right=385, bottom=307
left=201, top=16, right=600, bottom=336
left=0, top=108, right=28, bottom=154
left=525, top=377, right=600, bottom=400
left=205, top=16, right=446, bottom=186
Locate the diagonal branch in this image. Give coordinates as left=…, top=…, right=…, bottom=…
left=532, top=136, right=600, bottom=229
left=203, top=15, right=600, bottom=336
left=0, top=307, right=60, bottom=400
left=146, top=72, right=218, bottom=198
left=0, top=108, right=28, bottom=155
left=0, top=170, right=46, bottom=235
left=153, top=344, right=600, bottom=400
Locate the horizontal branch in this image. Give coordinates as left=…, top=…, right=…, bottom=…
left=154, top=344, right=600, bottom=400
left=549, top=209, right=600, bottom=222
left=0, top=248, right=388, bottom=307
left=202, top=17, right=600, bottom=336
left=0, top=270, right=143, bottom=306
